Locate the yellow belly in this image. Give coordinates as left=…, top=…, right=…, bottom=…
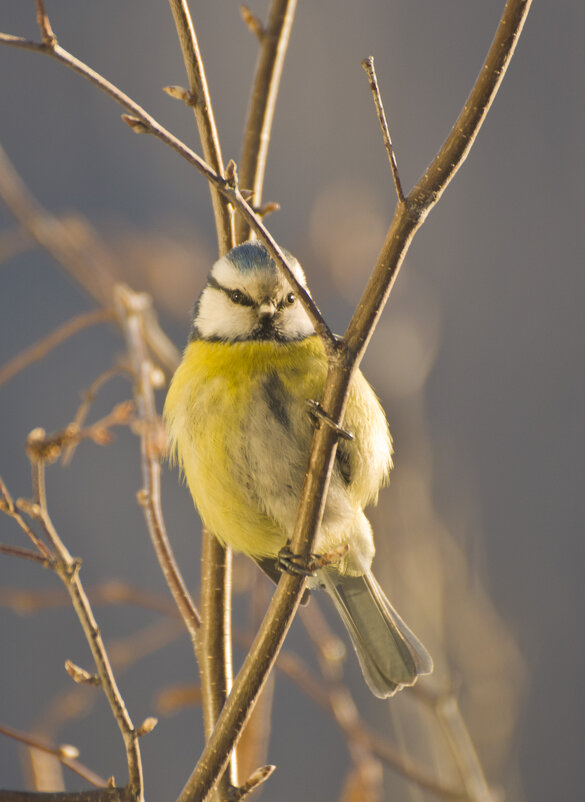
left=164, top=336, right=328, bottom=558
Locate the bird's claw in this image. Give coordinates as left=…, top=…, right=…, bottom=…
left=306, top=399, right=353, bottom=441
left=277, top=546, right=315, bottom=577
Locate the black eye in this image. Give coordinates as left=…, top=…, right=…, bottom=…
left=230, top=290, right=243, bottom=304
left=286, top=292, right=295, bottom=305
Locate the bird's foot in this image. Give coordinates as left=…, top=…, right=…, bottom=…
left=306, top=399, right=353, bottom=441
left=277, top=546, right=315, bottom=577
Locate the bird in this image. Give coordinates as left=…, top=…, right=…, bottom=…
left=164, top=241, right=432, bottom=697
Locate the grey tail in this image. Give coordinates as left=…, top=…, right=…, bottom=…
left=317, top=567, right=433, bottom=698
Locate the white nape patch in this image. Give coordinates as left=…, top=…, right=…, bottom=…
left=194, top=248, right=315, bottom=341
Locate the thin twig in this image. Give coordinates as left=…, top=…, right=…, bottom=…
left=0, top=543, right=52, bottom=566
left=0, top=476, right=52, bottom=559
left=14, top=461, right=145, bottom=801
left=0, top=789, right=134, bottom=802
left=114, top=285, right=201, bottom=641
left=175, top=2, right=532, bottom=799
left=167, top=0, right=234, bottom=254
left=0, top=309, right=115, bottom=390
left=236, top=0, right=297, bottom=243
left=0, top=33, right=335, bottom=355
left=0, top=723, right=107, bottom=789
left=0, top=142, right=117, bottom=310
left=61, top=365, right=133, bottom=465
left=361, top=56, right=405, bottom=203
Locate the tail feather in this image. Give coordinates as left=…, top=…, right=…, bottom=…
left=318, top=567, right=433, bottom=698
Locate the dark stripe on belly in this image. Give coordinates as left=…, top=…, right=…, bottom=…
left=263, top=372, right=291, bottom=430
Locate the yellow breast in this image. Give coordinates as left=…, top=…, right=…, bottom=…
left=164, top=336, right=328, bottom=558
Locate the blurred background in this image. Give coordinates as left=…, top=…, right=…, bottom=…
left=0, top=1, right=582, bottom=800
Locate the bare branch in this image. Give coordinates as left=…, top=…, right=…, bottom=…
left=114, top=286, right=201, bottom=640
left=0, top=722, right=107, bottom=789
left=0, top=36, right=334, bottom=354
left=0, top=309, right=115, bottom=389
left=361, top=56, right=405, bottom=204
left=6, top=465, right=145, bottom=800
left=176, top=2, right=532, bottom=799
left=167, top=0, right=234, bottom=254
left=0, top=543, right=51, bottom=566
left=236, top=0, right=297, bottom=243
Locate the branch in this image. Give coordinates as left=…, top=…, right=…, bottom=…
left=166, top=0, right=234, bottom=254
left=0, top=723, right=107, bottom=789
left=0, top=790, right=133, bottom=802
left=236, top=0, right=298, bottom=242
left=0, top=31, right=335, bottom=355
left=114, top=286, right=201, bottom=642
left=0, top=309, right=114, bottom=389
left=176, top=1, right=532, bottom=799
left=361, top=56, right=405, bottom=203
left=4, top=466, right=144, bottom=801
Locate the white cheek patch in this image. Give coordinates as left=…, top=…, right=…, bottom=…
left=196, top=288, right=255, bottom=340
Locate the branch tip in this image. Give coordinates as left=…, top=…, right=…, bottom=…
left=361, top=55, right=405, bottom=203
left=65, top=659, right=102, bottom=686
left=35, top=0, right=57, bottom=47
left=136, top=716, right=158, bottom=737
left=240, top=5, right=265, bottom=40
left=163, top=84, right=197, bottom=107
left=121, top=114, right=151, bottom=134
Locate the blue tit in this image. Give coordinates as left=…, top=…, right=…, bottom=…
left=164, top=241, right=432, bottom=697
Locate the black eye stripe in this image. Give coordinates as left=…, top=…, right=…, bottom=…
left=207, top=275, right=253, bottom=306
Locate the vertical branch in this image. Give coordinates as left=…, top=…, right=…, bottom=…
left=167, top=0, right=234, bottom=254
left=166, top=2, right=238, bottom=793
left=236, top=0, right=297, bottom=243
left=22, top=452, right=144, bottom=801
left=114, top=286, right=201, bottom=644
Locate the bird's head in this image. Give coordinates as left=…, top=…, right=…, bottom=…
left=191, top=241, right=315, bottom=342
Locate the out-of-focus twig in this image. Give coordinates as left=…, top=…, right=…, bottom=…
left=0, top=142, right=117, bottom=310
left=0, top=309, right=115, bottom=390
left=236, top=0, right=297, bottom=243
left=0, top=25, right=335, bottom=355
left=0, top=226, right=31, bottom=263
left=0, top=723, right=107, bottom=789
left=114, top=285, right=201, bottom=642
left=62, top=365, right=133, bottom=465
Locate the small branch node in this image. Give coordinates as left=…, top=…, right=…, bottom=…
left=163, top=84, right=197, bottom=107
left=361, top=55, right=405, bottom=204
left=240, top=5, right=266, bottom=41
left=121, top=114, right=152, bottom=135
left=225, top=159, right=239, bottom=189
left=136, top=488, right=151, bottom=508
left=136, top=716, right=158, bottom=737
left=58, top=743, right=80, bottom=760
left=229, top=764, right=276, bottom=800
left=306, top=399, right=353, bottom=441
left=16, top=497, right=42, bottom=519
left=35, top=0, right=57, bottom=48
left=65, top=659, right=102, bottom=686
left=254, top=201, right=280, bottom=219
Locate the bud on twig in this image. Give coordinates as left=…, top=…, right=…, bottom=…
left=65, top=659, right=101, bottom=686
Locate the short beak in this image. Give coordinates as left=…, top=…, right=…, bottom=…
left=258, top=299, right=276, bottom=319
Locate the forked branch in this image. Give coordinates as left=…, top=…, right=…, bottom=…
left=176, top=1, right=532, bottom=799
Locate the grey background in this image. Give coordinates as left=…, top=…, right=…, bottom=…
left=0, top=2, right=583, bottom=801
